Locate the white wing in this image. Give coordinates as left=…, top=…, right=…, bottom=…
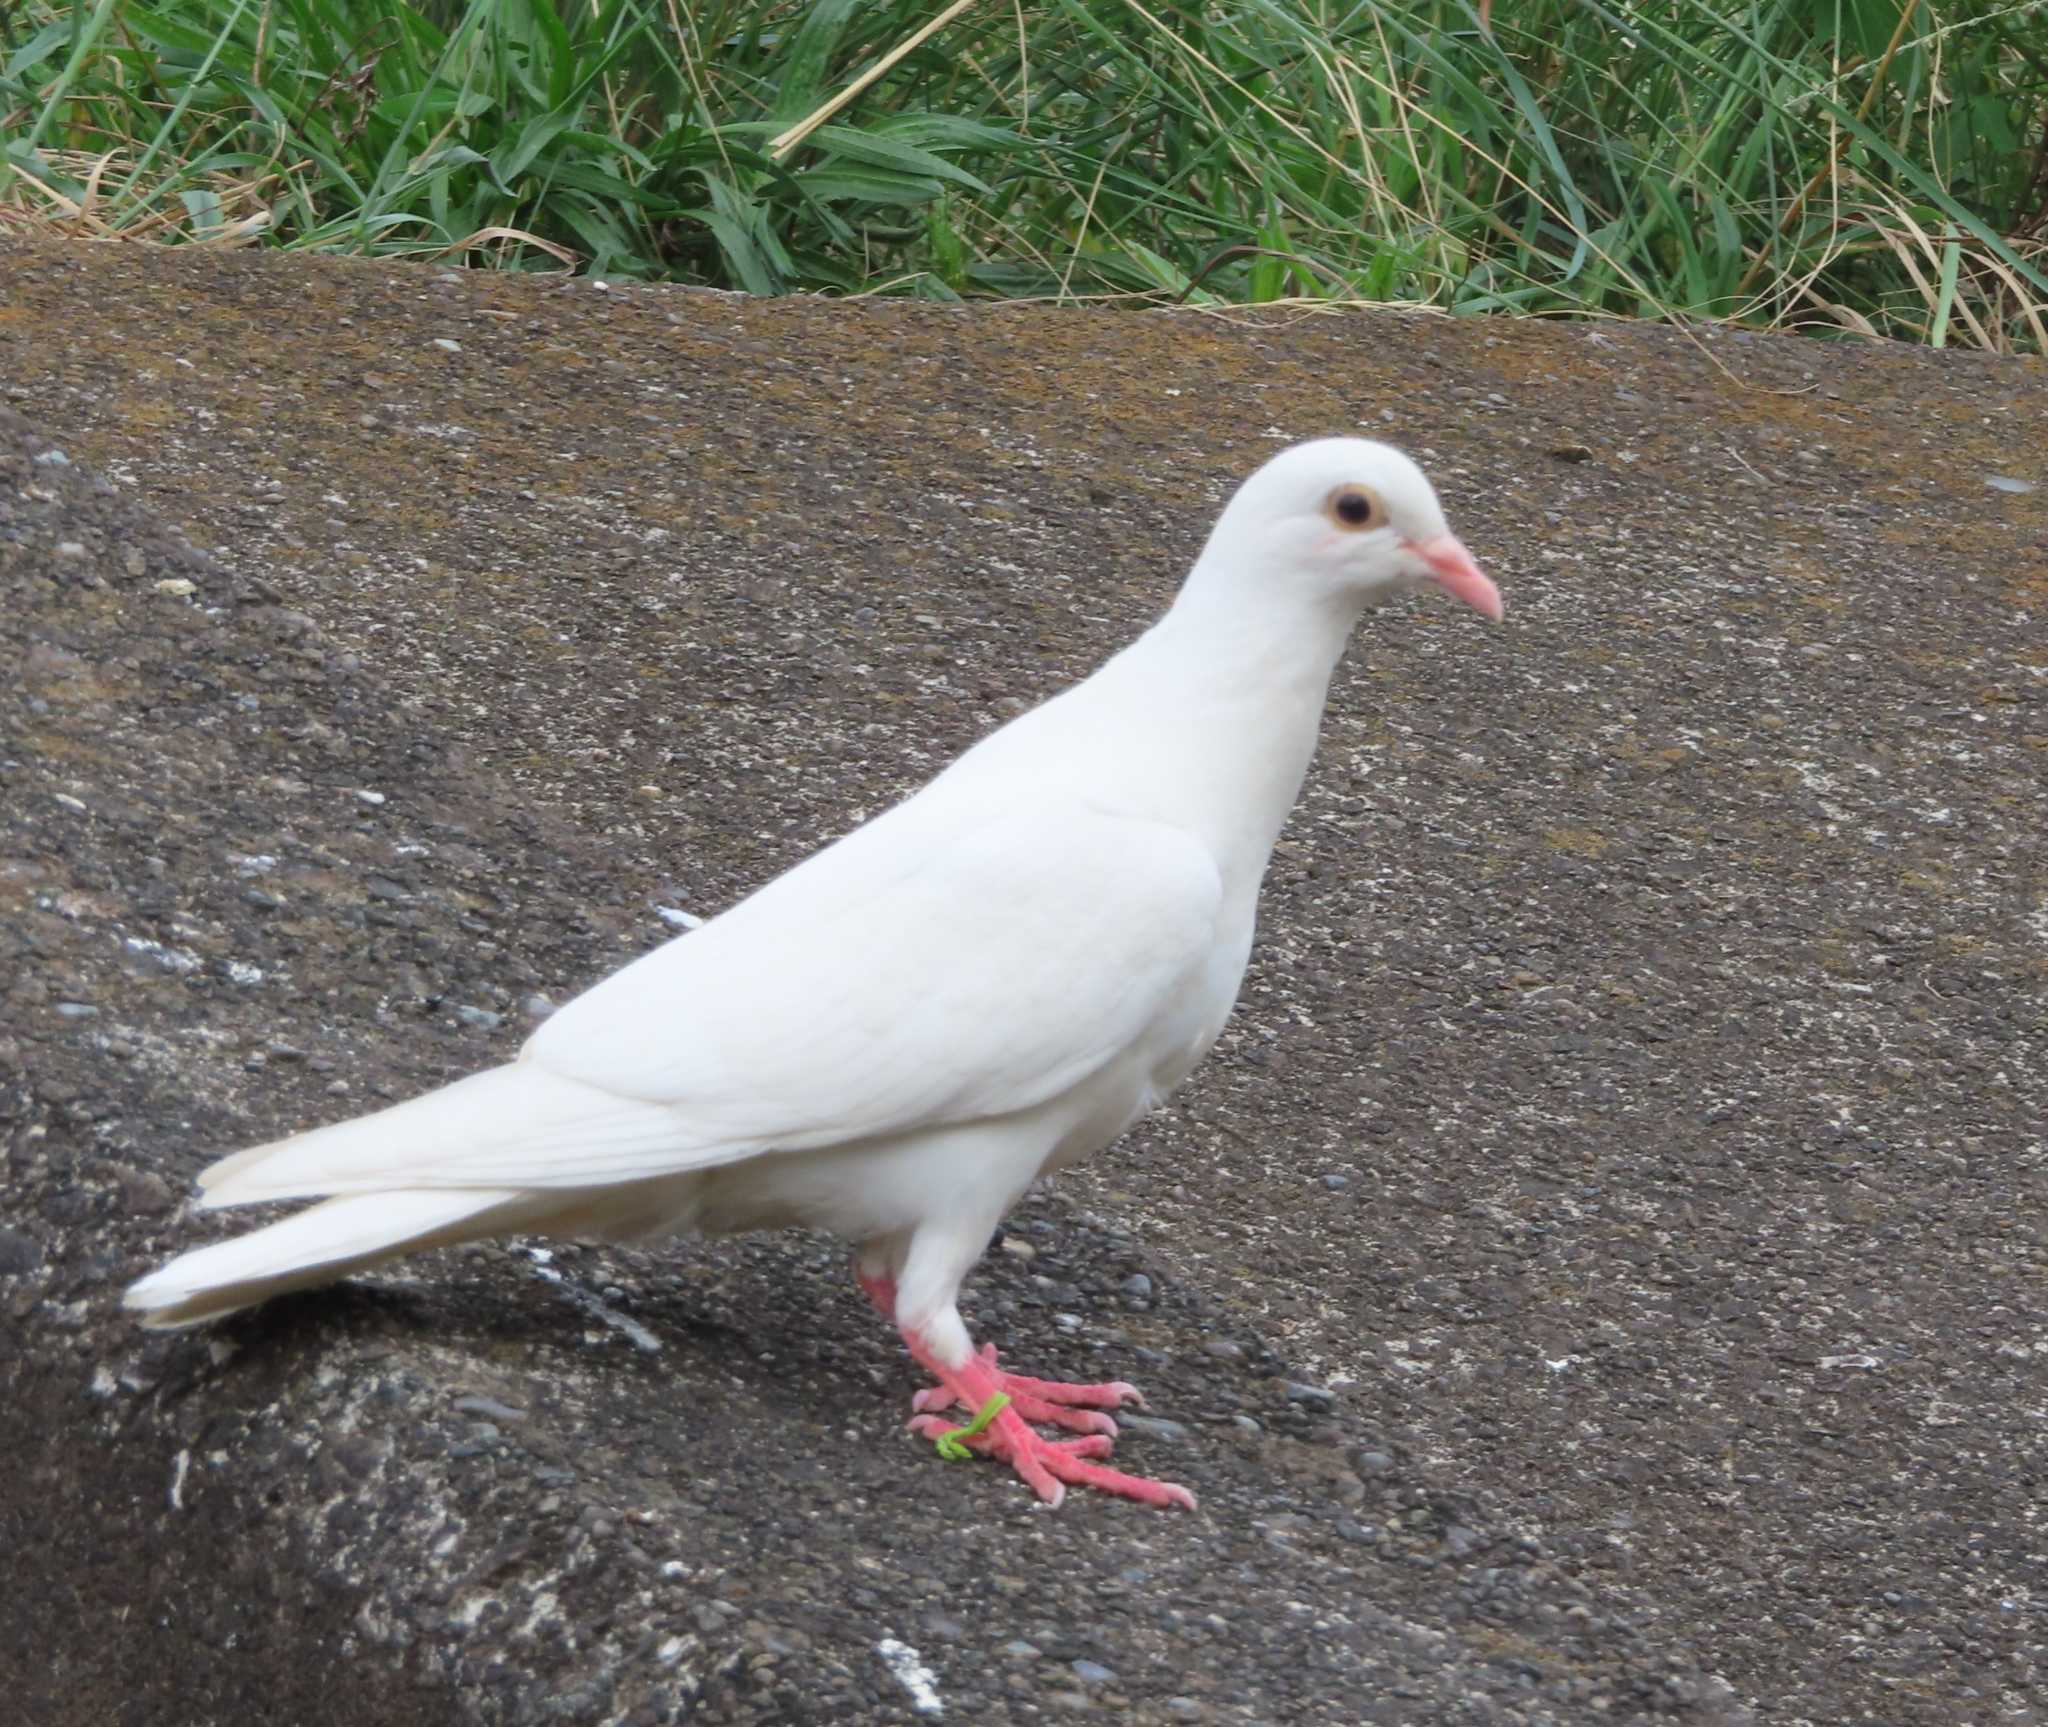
left=207, top=799, right=1223, bottom=1201
left=526, top=799, right=1225, bottom=1169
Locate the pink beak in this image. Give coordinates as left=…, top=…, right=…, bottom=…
left=1408, top=534, right=1503, bottom=622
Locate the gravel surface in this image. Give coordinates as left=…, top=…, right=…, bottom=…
left=2, top=238, right=2045, bottom=1726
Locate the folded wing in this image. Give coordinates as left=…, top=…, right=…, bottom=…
left=202, top=801, right=1223, bottom=1204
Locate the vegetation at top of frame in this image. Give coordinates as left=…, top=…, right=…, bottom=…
left=4, top=0, right=2046, bottom=348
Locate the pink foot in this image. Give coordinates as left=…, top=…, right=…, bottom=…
left=854, top=1262, right=1194, bottom=1509
left=909, top=1406, right=1194, bottom=1509
left=909, top=1343, right=1141, bottom=1436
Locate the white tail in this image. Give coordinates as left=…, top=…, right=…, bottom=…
left=123, top=1188, right=525, bottom=1328
left=123, top=1058, right=716, bottom=1328
left=193, top=1061, right=693, bottom=1207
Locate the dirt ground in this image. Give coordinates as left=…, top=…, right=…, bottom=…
left=2, top=237, right=2044, bottom=1726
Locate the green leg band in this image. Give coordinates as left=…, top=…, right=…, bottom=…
left=934, top=1391, right=1011, bottom=1461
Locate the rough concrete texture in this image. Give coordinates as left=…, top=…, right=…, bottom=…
left=1, top=238, right=2044, bottom=1726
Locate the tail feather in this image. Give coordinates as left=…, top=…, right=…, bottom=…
left=127, top=1060, right=718, bottom=1328
left=123, top=1188, right=525, bottom=1329
left=194, top=1061, right=699, bottom=1207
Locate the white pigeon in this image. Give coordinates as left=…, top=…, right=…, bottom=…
left=126, top=437, right=1501, bottom=1509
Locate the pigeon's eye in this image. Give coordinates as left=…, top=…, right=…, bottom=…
left=1324, top=485, right=1386, bottom=531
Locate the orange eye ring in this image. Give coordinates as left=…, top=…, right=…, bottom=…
left=1323, top=485, right=1387, bottom=531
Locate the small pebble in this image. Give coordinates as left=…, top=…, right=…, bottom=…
left=1120, top=1273, right=1153, bottom=1302
left=1071, top=1661, right=1116, bottom=1686
left=0, top=1227, right=46, bottom=1275
left=433, top=337, right=462, bottom=353
left=119, top=1169, right=176, bottom=1215
left=452, top=1395, right=525, bottom=1422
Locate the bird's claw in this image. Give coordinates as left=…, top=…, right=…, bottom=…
left=907, top=1414, right=1194, bottom=1511
left=908, top=1414, right=1116, bottom=1462
left=911, top=1381, right=1120, bottom=1435
left=908, top=1343, right=1142, bottom=1433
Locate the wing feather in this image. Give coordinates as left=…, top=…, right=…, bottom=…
left=202, top=800, right=1223, bottom=1200
left=515, top=799, right=1225, bottom=1170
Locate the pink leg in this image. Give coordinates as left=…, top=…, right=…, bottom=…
left=909, top=1343, right=1138, bottom=1436
left=858, top=1269, right=1136, bottom=1433
left=856, top=1264, right=1195, bottom=1511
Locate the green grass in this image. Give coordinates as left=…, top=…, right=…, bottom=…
left=4, top=0, right=2046, bottom=348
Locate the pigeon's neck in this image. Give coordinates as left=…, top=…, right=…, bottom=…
left=1156, top=567, right=1365, bottom=692
left=1100, top=576, right=1363, bottom=881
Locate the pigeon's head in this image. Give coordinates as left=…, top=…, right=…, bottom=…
left=1201, top=437, right=1502, bottom=621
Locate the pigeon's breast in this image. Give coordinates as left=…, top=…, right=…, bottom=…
left=1040, top=901, right=1256, bottom=1175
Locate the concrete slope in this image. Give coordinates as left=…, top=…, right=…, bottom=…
left=2, top=238, right=2044, bottom=1724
